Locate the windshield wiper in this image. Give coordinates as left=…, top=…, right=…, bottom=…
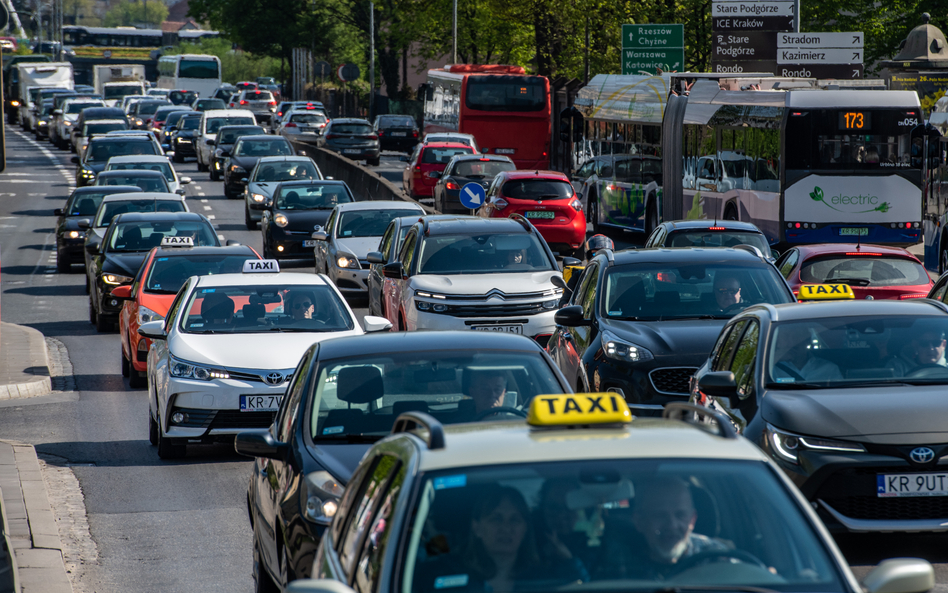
left=652, top=586, right=779, bottom=593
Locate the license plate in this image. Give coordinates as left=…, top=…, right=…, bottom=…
left=392, top=132, right=406, bottom=137
left=877, top=473, right=948, bottom=497
left=303, top=240, right=317, bottom=247
left=496, top=148, right=516, bottom=154
left=840, top=227, right=869, bottom=236
left=240, top=394, right=282, bottom=412
left=471, top=325, right=523, bottom=333
left=343, top=149, right=360, bottom=154
left=525, top=211, right=555, bottom=219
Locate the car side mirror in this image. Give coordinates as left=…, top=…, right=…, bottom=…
left=77, top=219, right=91, bottom=229
left=311, top=230, right=328, bottom=241
left=175, top=189, right=186, bottom=196
left=71, top=156, right=80, bottom=164
left=54, top=208, right=64, bottom=216
left=52, top=109, right=62, bottom=115
left=771, top=248, right=781, bottom=259
left=554, top=305, right=589, bottom=327
left=206, top=139, right=215, bottom=146
left=430, top=171, right=441, bottom=179
left=862, top=559, right=934, bottom=593
left=225, top=240, right=241, bottom=246
left=220, top=151, right=230, bottom=158
left=382, top=262, right=404, bottom=279
left=180, top=177, right=191, bottom=184
left=562, top=257, right=582, bottom=267
left=84, top=241, right=98, bottom=254
left=697, top=371, right=738, bottom=404
left=137, top=320, right=166, bottom=340
left=110, top=285, right=133, bottom=300
left=240, top=177, right=248, bottom=183
left=234, top=431, right=288, bottom=460
left=363, top=316, right=393, bottom=333
left=550, top=275, right=567, bottom=290
left=366, top=252, right=385, bottom=265
left=286, top=580, right=357, bottom=593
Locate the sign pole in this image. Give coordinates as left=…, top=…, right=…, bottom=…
left=369, top=1, right=375, bottom=120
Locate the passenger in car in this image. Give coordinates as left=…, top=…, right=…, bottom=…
left=771, top=325, right=842, bottom=382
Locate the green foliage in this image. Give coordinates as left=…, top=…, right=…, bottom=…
left=164, top=37, right=282, bottom=83
left=65, top=0, right=102, bottom=26
left=103, top=0, right=169, bottom=28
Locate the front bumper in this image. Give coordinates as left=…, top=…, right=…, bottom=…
left=96, top=280, right=128, bottom=318
left=587, top=354, right=698, bottom=415
left=407, top=306, right=557, bottom=339
left=328, top=266, right=370, bottom=293
left=58, top=236, right=85, bottom=261
left=266, top=228, right=318, bottom=259
left=173, top=138, right=196, bottom=156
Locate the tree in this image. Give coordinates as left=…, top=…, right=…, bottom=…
left=64, top=0, right=101, bottom=26
left=103, top=0, right=168, bottom=28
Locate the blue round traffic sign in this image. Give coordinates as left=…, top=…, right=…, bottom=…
left=459, top=182, right=486, bottom=210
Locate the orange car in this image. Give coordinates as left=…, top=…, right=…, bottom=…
left=113, top=244, right=259, bottom=387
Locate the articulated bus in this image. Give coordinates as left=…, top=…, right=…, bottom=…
left=157, top=54, right=222, bottom=98
left=422, top=64, right=551, bottom=169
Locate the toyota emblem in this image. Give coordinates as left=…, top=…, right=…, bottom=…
left=264, top=372, right=285, bottom=386
left=910, top=447, right=936, bottom=464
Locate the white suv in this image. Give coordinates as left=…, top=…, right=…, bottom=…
left=382, top=216, right=565, bottom=341
left=195, top=109, right=257, bottom=173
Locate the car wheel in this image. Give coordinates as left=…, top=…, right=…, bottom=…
left=95, top=311, right=111, bottom=333
left=156, top=426, right=186, bottom=460
left=245, top=206, right=258, bottom=230
left=89, top=298, right=97, bottom=324
left=210, top=168, right=220, bottom=182
left=197, top=160, right=207, bottom=173
left=368, top=157, right=380, bottom=167
left=398, top=313, right=407, bottom=332
left=148, top=411, right=158, bottom=446
left=121, top=348, right=130, bottom=378
left=172, top=151, right=183, bottom=164
left=56, top=248, right=70, bottom=273
left=129, top=366, right=146, bottom=388
left=84, top=274, right=90, bottom=294
left=253, top=535, right=280, bottom=593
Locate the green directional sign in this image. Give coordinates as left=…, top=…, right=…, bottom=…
left=622, top=24, right=684, bottom=49
left=622, top=48, right=685, bottom=74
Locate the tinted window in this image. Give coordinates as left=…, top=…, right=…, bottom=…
left=234, top=139, right=292, bottom=156
left=800, top=256, right=929, bottom=288
left=502, top=178, right=573, bottom=201
left=95, top=199, right=184, bottom=226
left=104, top=85, right=141, bottom=99
left=253, top=160, right=319, bottom=182
left=67, top=191, right=111, bottom=216
left=218, top=126, right=265, bottom=144
left=84, top=122, right=127, bottom=136
left=145, top=254, right=252, bottom=293
left=378, top=115, right=415, bottom=127
left=86, top=140, right=159, bottom=162
left=276, top=185, right=352, bottom=210
left=66, top=101, right=100, bottom=114
left=109, top=161, right=175, bottom=182
left=165, top=112, right=193, bottom=127
left=244, top=90, right=274, bottom=102
left=465, top=75, right=547, bottom=112
left=107, top=220, right=215, bottom=252
left=417, top=232, right=554, bottom=274
left=453, top=160, right=515, bottom=178
left=422, top=146, right=473, bottom=164
left=331, top=123, right=373, bottom=135
left=337, top=210, right=421, bottom=238
left=667, top=230, right=770, bottom=254
left=97, top=174, right=170, bottom=193
left=289, top=113, right=327, bottom=124
left=179, top=116, right=201, bottom=131
left=137, top=102, right=169, bottom=116
left=178, top=60, right=219, bottom=79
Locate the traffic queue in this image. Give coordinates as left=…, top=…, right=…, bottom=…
left=22, top=75, right=948, bottom=593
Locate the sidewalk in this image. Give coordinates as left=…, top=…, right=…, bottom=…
left=0, top=322, right=72, bottom=593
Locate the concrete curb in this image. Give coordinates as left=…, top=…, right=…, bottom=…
left=0, top=324, right=51, bottom=401
left=0, top=441, right=71, bottom=593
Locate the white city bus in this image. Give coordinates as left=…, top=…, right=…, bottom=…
left=157, top=54, right=222, bottom=98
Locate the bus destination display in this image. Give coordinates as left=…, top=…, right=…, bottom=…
left=839, top=111, right=871, bottom=130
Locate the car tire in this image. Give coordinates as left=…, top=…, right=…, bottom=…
left=56, top=248, right=70, bottom=273
left=197, top=160, right=207, bottom=173
left=209, top=168, right=220, bottom=182
left=253, top=535, right=280, bottom=593
left=245, top=206, right=258, bottom=230
left=368, top=157, right=380, bottom=166
left=121, top=348, right=130, bottom=378
left=156, top=422, right=186, bottom=460
left=129, top=366, right=146, bottom=389
left=89, top=298, right=97, bottom=324
left=172, top=152, right=183, bottom=164
left=84, top=274, right=90, bottom=294
left=95, top=311, right=111, bottom=333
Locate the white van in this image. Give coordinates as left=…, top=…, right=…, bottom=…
left=194, top=109, right=257, bottom=173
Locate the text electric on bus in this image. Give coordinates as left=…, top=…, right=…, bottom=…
left=157, top=54, right=222, bottom=98
left=422, top=64, right=551, bottom=169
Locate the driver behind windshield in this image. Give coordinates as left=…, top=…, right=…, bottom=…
left=887, top=330, right=948, bottom=375
left=713, top=272, right=742, bottom=312
left=465, top=369, right=508, bottom=414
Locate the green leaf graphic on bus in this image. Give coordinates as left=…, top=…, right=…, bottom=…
left=810, top=185, right=889, bottom=214
left=809, top=186, right=842, bottom=212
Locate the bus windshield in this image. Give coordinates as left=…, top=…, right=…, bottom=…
left=178, top=60, right=219, bottom=79
left=104, top=85, right=142, bottom=100
left=465, top=75, right=547, bottom=112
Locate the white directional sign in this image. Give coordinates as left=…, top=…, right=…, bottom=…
left=778, top=32, right=863, bottom=48
left=778, top=47, right=863, bottom=64
left=459, top=183, right=487, bottom=210
left=712, top=2, right=794, bottom=18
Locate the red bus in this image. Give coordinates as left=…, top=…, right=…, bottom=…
left=422, top=64, right=551, bottom=169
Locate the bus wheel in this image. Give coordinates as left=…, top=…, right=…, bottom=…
left=724, top=204, right=738, bottom=221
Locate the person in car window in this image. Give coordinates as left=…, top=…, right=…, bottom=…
left=771, top=325, right=843, bottom=382
left=285, top=290, right=315, bottom=322
left=466, top=369, right=508, bottom=414
left=201, top=293, right=235, bottom=329
left=887, top=330, right=948, bottom=375
left=713, top=272, right=742, bottom=312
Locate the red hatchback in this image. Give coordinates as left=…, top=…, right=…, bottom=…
left=774, top=243, right=933, bottom=300
left=477, top=170, right=585, bottom=256
left=402, top=142, right=474, bottom=200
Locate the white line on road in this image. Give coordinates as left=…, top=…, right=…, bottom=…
left=217, top=234, right=225, bottom=241
left=200, top=199, right=208, bottom=203
left=198, top=192, right=206, bottom=196
left=203, top=206, right=212, bottom=211
left=207, top=215, right=216, bottom=219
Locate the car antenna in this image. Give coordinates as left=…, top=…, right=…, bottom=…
left=856, top=233, right=861, bottom=251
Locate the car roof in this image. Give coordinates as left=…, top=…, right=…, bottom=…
left=203, top=109, right=255, bottom=117
left=107, top=155, right=170, bottom=163
left=98, top=170, right=166, bottom=178
left=412, top=417, right=766, bottom=472
left=501, top=170, right=570, bottom=181
left=194, top=271, right=329, bottom=288
left=756, top=299, right=948, bottom=322
left=335, top=200, right=425, bottom=212
left=422, top=142, right=470, bottom=149
left=112, top=211, right=206, bottom=223
left=610, top=246, right=770, bottom=265
left=315, top=330, right=546, bottom=361
left=426, top=216, right=529, bottom=236
left=101, top=192, right=183, bottom=202
left=151, top=244, right=256, bottom=258
left=235, top=135, right=283, bottom=143
left=85, top=119, right=128, bottom=125
left=662, top=219, right=763, bottom=233
left=791, top=243, right=920, bottom=259
left=256, top=155, right=310, bottom=163
left=72, top=185, right=141, bottom=195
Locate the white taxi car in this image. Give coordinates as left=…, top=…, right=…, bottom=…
left=139, top=259, right=391, bottom=459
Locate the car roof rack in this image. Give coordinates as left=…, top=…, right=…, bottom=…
left=599, top=248, right=615, bottom=265
left=508, top=213, right=535, bottom=234
left=392, top=412, right=445, bottom=450
left=663, top=402, right=738, bottom=439
left=733, top=244, right=764, bottom=259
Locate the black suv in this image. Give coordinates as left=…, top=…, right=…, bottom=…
left=372, top=114, right=419, bottom=152
left=72, top=135, right=160, bottom=187
left=546, top=246, right=795, bottom=413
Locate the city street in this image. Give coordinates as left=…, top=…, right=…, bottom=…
left=0, top=128, right=946, bottom=592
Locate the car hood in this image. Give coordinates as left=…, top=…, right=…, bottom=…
left=763, top=385, right=948, bottom=444
left=278, top=209, right=333, bottom=232
left=305, top=443, right=372, bottom=484
left=86, top=162, right=108, bottom=173
left=410, top=271, right=562, bottom=295
left=102, top=252, right=149, bottom=278
left=600, top=318, right=726, bottom=361
left=248, top=181, right=278, bottom=198
left=140, top=292, right=177, bottom=317
left=229, top=155, right=259, bottom=170
left=335, top=236, right=382, bottom=258
left=168, top=328, right=362, bottom=369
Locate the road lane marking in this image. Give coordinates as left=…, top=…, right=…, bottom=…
left=217, top=234, right=225, bottom=240
left=203, top=206, right=211, bottom=210
left=207, top=215, right=216, bottom=219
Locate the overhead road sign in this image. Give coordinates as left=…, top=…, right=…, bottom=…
left=778, top=63, right=864, bottom=78
left=713, top=15, right=793, bottom=31
left=622, top=48, right=685, bottom=74
left=778, top=48, right=863, bottom=64
left=713, top=31, right=778, bottom=61
left=711, top=2, right=794, bottom=18
left=778, top=32, right=863, bottom=48
left=459, top=183, right=486, bottom=210
left=622, top=24, right=683, bottom=49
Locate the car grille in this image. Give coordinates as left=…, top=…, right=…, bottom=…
left=649, top=367, right=697, bottom=395
left=440, top=288, right=557, bottom=301
left=224, top=368, right=294, bottom=384
left=823, top=496, right=948, bottom=521
left=442, top=302, right=545, bottom=317
left=170, top=407, right=275, bottom=430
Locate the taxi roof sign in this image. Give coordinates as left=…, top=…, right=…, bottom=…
left=160, top=236, right=193, bottom=247
left=242, top=259, right=280, bottom=273
left=527, top=393, right=632, bottom=427
left=797, top=283, right=854, bottom=302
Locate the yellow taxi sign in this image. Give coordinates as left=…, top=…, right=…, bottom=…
left=527, top=393, right=632, bottom=427
left=797, top=283, right=855, bottom=302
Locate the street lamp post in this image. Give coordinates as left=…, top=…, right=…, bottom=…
left=452, top=0, right=457, bottom=64
left=369, top=1, right=374, bottom=120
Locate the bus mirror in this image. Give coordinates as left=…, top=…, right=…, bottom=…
left=425, top=86, right=434, bottom=101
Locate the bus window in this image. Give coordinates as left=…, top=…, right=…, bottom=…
left=464, top=75, right=546, bottom=112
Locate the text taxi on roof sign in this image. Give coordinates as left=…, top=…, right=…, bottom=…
left=160, top=236, right=194, bottom=247
left=527, top=393, right=632, bottom=426
left=797, top=283, right=855, bottom=302
left=242, top=259, right=280, bottom=273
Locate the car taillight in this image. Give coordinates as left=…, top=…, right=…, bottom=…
left=285, top=123, right=297, bottom=128
left=413, top=130, right=419, bottom=137
left=325, top=134, right=339, bottom=139
left=239, top=100, right=247, bottom=105
left=900, top=293, right=929, bottom=300
left=569, top=198, right=582, bottom=211
left=493, top=198, right=508, bottom=210
left=414, top=165, right=422, bottom=171
left=364, top=134, right=378, bottom=140
left=277, top=111, right=283, bottom=116
left=446, top=181, right=460, bottom=190
left=377, top=130, right=385, bottom=136
left=269, top=101, right=276, bottom=106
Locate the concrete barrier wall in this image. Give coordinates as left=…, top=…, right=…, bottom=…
left=289, top=142, right=435, bottom=213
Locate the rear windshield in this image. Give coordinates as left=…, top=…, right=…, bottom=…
left=800, top=255, right=930, bottom=288
left=86, top=140, right=159, bottom=162
left=379, top=115, right=415, bottom=127
left=465, top=75, right=547, bottom=112
left=84, top=122, right=128, bottom=136
left=145, top=254, right=252, bottom=293
left=218, top=127, right=265, bottom=144
left=234, top=139, right=293, bottom=157
left=289, top=113, right=327, bottom=124
left=169, top=91, right=199, bottom=105
left=276, top=185, right=352, bottom=210
left=97, top=174, right=170, bottom=193
left=107, top=220, right=216, bottom=252
left=66, top=102, right=100, bottom=114
left=452, top=159, right=515, bottom=178
left=330, top=123, right=372, bottom=135
left=422, top=146, right=473, bottom=164
left=245, top=90, right=274, bottom=102
left=502, top=178, right=573, bottom=201
left=104, top=85, right=141, bottom=99
left=109, top=161, right=175, bottom=182
left=178, top=60, right=218, bottom=79
left=667, top=230, right=771, bottom=254
left=337, top=209, right=422, bottom=238
left=95, top=199, right=184, bottom=227
left=196, top=99, right=226, bottom=109
left=207, top=116, right=256, bottom=133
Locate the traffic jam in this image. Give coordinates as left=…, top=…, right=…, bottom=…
left=5, top=55, right=948, bottom=593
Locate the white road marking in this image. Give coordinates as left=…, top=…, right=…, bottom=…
left=207, top=215, right=216, bottom=219
left=217, top=234, right=225, bottom=240
left=203, top=205, right=212, bottom=211
left=198, top=192, right=206, bottom=196
left=200, top=199, right=208, bottom=203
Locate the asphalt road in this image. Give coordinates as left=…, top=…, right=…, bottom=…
left=0, top=130, right=946, bottom=592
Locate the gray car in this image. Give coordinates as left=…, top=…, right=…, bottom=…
left=277, top=109, right=327, bottom=144
left=244, top=156, right=323, bottom=229
left=235, top=88, right=277, bottom=125
left=316, top=118, right=380, bottom=166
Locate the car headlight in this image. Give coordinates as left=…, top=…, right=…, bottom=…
left=134, top=118, right=143, bottom=126
left=169, top=355, right=229, bottom=381
left=230, top=165, right=245, bottom=174
left=65, top=230, right=84, bottom=239
left=102, top=273, right=134, bottom=285
left=336, top=254, right=360, bottom=269
left=251, top=193, right=266, bottom=203
left=38, top=120, right=46, bottom=126
left=601, top=329, right=654, bottom=363
left=274, top=213, right=288, bottom=227
left=63, top=120, right=72, bottom=126
left=765, top=424, right=865, bottom=464
left=80, top=168, right=96, bottom=179
left=542, top=298, right=559, bottom=309
left=138, top=306, right=164, bottom=325
left=415, top=299, right=448, bottom=313
left=302, top=470, right=345, bottom=524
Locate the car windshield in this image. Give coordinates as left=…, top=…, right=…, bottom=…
left=309, top=350, right=563, bottom=440
left=253, top=161, right=319, bottom=182
left=109, top=162, right=175, bottom=182
left=137, top=102, right=168, bottom=116
left=423, top=146, right=474, bottom=164
left=289, top=113, right=327, bottom=124
left=331, top=123, right=373, bottom=135
left=453, top=160, right=515, bottom=178
left=104, top=85, right=141, bottom=99
left=667, top=231, right=771, bottom=254
left=86, top=140, right=158, bottom=162
left=800, top=255, right=929, bottom=288
left=197, top=99, right=225, bottom=110
left=337, top=210, right=421, bottom=238
left=66, top=102, right=99, bottom=114
left=166, top=112, right=192, bottom=127
left=107, top=220, right=215, bottom=252
left=145, top=254, right=253, bottom=294
left=179, top=116, right=201, bottom=131
left=84, top=122, right=128, bottom=136
left=97, top=174, right=170, bottom=193
left=218, top=127, right=264, bottom=144
left=418, top=233, right=554, bottom=274
left=379, top=115, right=415, bottom=127
left=402, top=459, right=844, bottom=593
left=66, top=191, right=117, bottom=216
left=503, top=178, right=573, bottom=201
left=180, top=285, right=353, bottom=334
left=207, top=116, right=257, bottom=133
left=169, top=91, right=199, bottom=104
left=95, top=199, right=184, bottom=226
left=767, top=316, right=948, bottom=387
left=276, top=185, right=352, bottom=210
left=602, top=263, right=793, bottom=321
left=234, top=139, right=292, bottom=157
